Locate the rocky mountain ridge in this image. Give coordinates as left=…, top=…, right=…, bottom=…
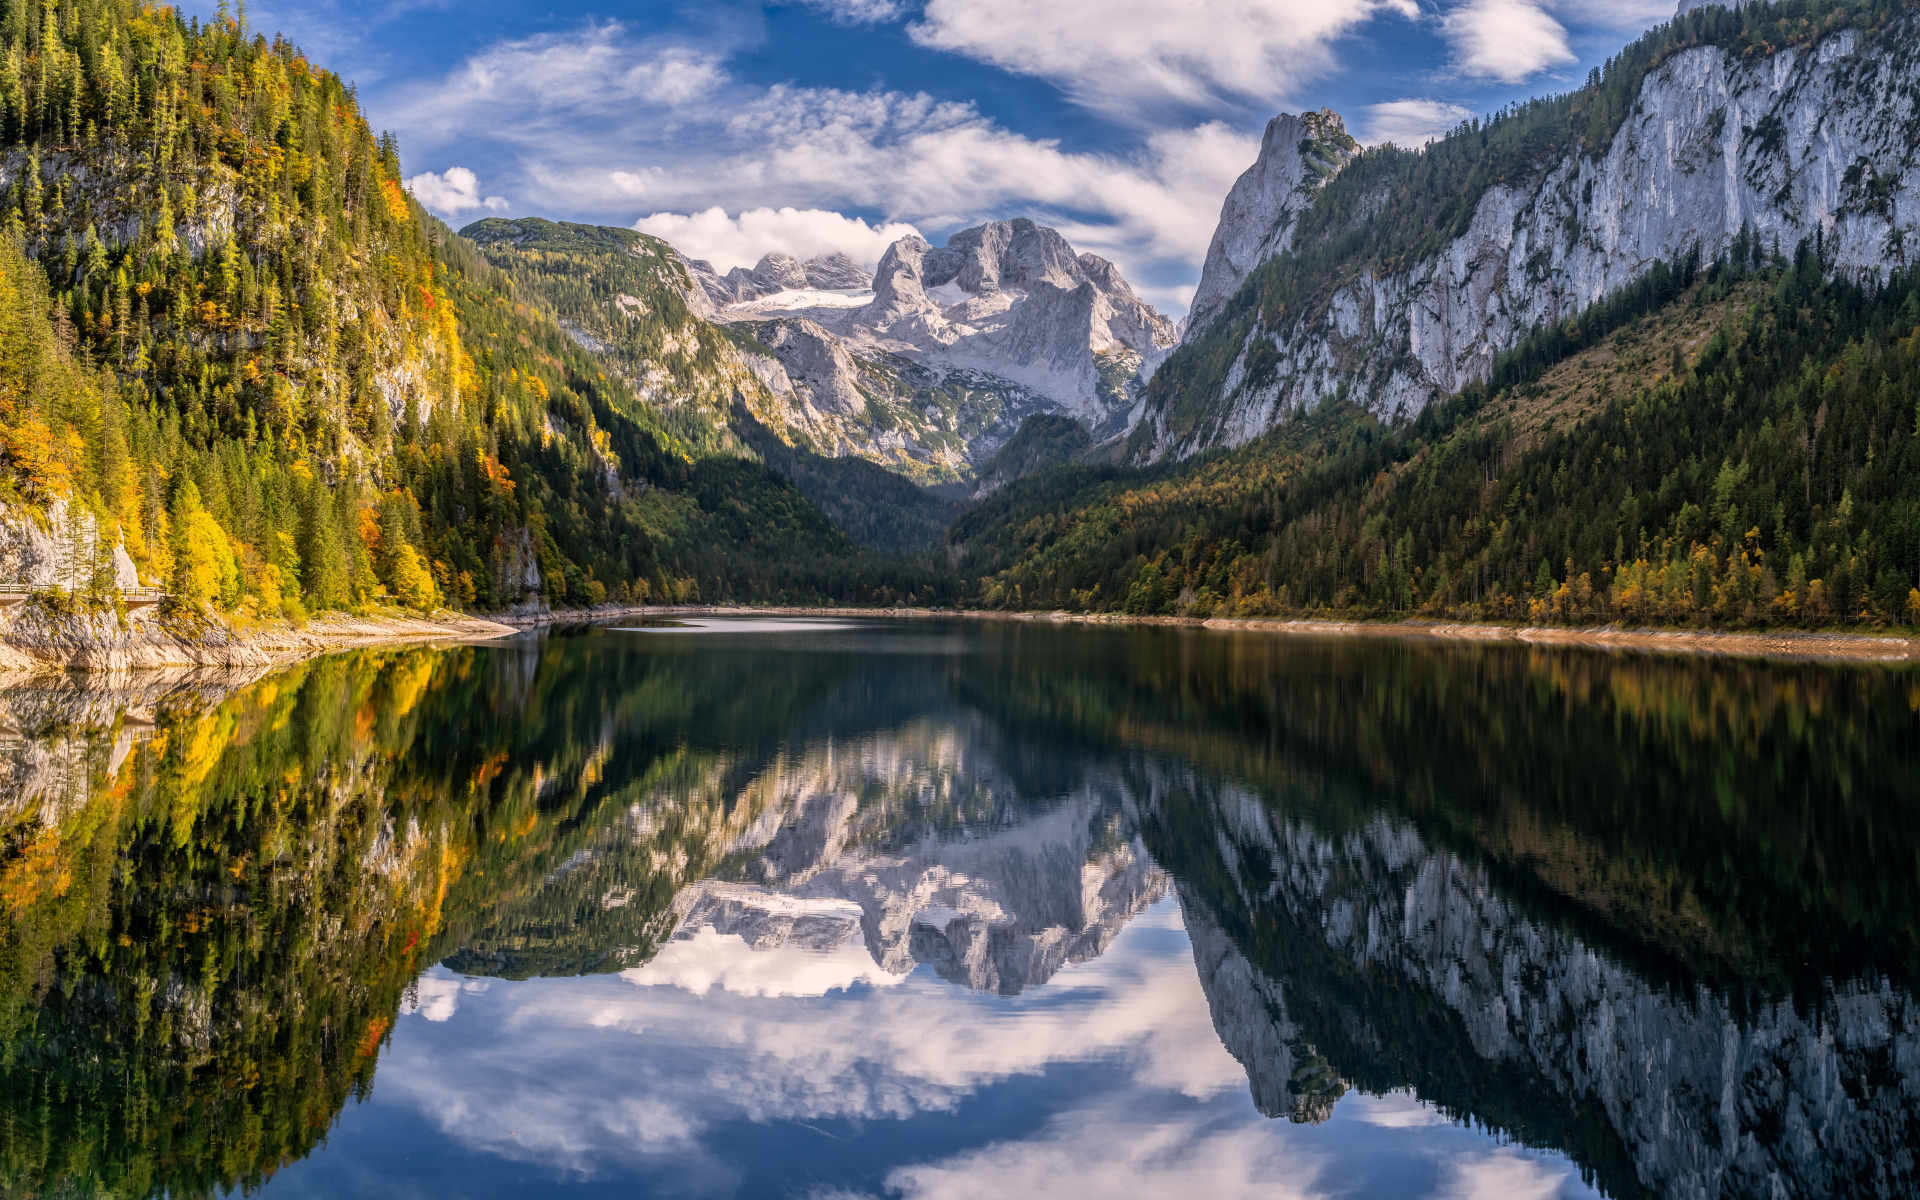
left=469, top=215, right=1171, bottom=491
left=679, top=218, right=1178, bottom=482
left=1184, top=108, right=1357, bottom=332
left=1137, top=3, right=1920, bottom=459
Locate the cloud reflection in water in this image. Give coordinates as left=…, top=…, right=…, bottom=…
left=268, top=899, right=1599, bottom=1199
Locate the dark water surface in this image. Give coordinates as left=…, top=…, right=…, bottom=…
left=0, top=619, right=1914, bottom=1198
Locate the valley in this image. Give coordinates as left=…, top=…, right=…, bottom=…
left=0, top=0, right=1917, bottom=668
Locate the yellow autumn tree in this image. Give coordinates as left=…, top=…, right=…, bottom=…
left=388, top=544, right=440, bottom=613
left=169, top=482, right=240, bottom=609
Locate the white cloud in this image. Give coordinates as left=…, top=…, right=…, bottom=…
left=429, top=24, right=725, bottom=115
left=633, top=207, right=924, bottom=273
left=1363, top=99, right=1475, bottom=147
left=1437, top=1147, right=1577, bottom=1200
left=1573, top=0, right=1687, bottom=28
left=886, top=1101, right=1328, bottom=1200
left=910, top=0, right=1420, bottom=119
left=629, top=924, right=911, bottom=996
left=400, top=975, right=490, bottom=1022
left=796, top=0, right=906, bottom=24
left=405, top=166, right=510, bottom=217
left=1352, top=1089, right=1449, bottom=1127
left=391, top=28, right=1262, bottom=315
left=360, top=898, right=1599, bottom=1196
left=376, top=899, right=1256, bottom=1177
left=1442, top=0, right=1576, bottom=83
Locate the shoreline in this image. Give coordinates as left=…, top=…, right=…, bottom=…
left=0, top=608, right=522, bottom=678
left=516, top=603, right=1917, bottom=664
left=2, top=600, right=1911, bottom=675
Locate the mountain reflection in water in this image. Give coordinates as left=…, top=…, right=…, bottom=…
left=0, top=621, right=1911, bottom=1198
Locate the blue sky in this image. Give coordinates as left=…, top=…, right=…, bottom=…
left=210, top=0, right=1680, bottom=313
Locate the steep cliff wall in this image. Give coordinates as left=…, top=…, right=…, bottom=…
left=1139, top=6, right=1920, bottom=459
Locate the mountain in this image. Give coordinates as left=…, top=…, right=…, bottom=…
left=1184, top=108, right=1357, bottom=334
left=464, top=214, right=1175, bottom=539
left=681, top=218, right=1178, bottom=477
left=951, top=0, right=1920, bottom=631
left=0, top=2, right=948, bottom=632
left=1137, top=0, right=1920, bottom=460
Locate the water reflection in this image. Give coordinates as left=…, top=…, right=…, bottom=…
left=0, top=621, right=1910, bottom=1197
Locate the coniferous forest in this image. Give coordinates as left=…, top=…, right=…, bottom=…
left=5, top=0, right=1920, bottom=633
left=956, top=245, right=1920, bottom=627
left=0, top=0, right=949, bottom=621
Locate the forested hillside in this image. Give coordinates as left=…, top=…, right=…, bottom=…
left=0, top=0, right=947, bottom=617
left=458, top=217, right=754, bottom=457
left=955, top=243, right=1920, bottom=629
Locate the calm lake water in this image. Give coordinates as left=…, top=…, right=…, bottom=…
left=0, top=618, right=1914, bottom=1198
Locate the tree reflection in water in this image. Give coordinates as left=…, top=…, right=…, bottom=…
left=0, top=622, right=1910, bottom=1198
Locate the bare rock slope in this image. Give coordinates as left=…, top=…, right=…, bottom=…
left=1137, top=12, right=1920, bottom=458
left=676, top=219, right=1177, bottom=481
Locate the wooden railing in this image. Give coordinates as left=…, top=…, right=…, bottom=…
left=0, top=583, right=167, bottom=605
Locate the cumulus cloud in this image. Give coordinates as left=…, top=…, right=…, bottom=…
left=910, top=0, right=1419, bottom=119
left=374, top=901, right=1255, bottom=1178
left=630, top=924, right=911, bottom=996
left=391, top=26, right=1262, bottom=314
left=796, top=0, right=906, bottom=24
left=1437, top=1147, right=1577, bottom=1200
left=633, top=207, right=924, bottom=273
left=1442, top=0, right=1576, bottom=83
left=1362, top=99, right=1475, bottom=147
left=1574, top=0, right=1687, bottom=27
left=405, top=166, right=510, bottom=217
left=425, top=24, right=725, bottom=115
left=887, top=1102, right=1328, bottom=1200
left=400, top=975, right=490, bottom=1022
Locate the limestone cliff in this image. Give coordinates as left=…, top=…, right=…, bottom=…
left=1138, top=9, right=1920, bottom=458
left=677, top=219, right=1177, bottom=481
left=1185, top=109, right=1356, bottom=332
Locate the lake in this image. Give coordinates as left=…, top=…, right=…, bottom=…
left=0, top=618, right=1913, bottom=1198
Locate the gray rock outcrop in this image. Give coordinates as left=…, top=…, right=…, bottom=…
left=683, top=251, right=876, bottom=308
left=1185, top=109, right=1356, bottom=332
left=803, top=252, right=871, bottom=290
left=0, top=498, right=141, bottom=593
left=1141, top=17, right=1920, bottom=458
left=755, top=319, right=867, bottom=417
left=846, top=218, right=1178, bottom=417
left=663, top=218, right=1177, bottom=480
left=654, top=729, right=1169, bottom=994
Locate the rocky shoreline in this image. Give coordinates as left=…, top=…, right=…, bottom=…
left=0, top=605, right=520, bottom=676
left=2, top=598, right=1909, bottom=676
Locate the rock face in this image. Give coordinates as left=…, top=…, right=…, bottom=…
left=1140, top=16, right=1920, bottom=458
left=1180, top=888, right=1344, bottom=1123
left=756, top=319, right=867, bottom=417
left=803, top=252, right=871, bottom=290
left=1186, top=109, right=1356, bottom=332
left=1174, top=781, right=1920, bottom=1198
left=671, top=218, right=1177, bottom=481
left=683, top=251, right=879, bottom=306
left=845, top=218, right=1178, bottom=419
left=0, top=498, right=140, bottom=593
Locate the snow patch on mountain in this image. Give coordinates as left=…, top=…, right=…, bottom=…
left=665, top=218, right=1178, bottom=479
